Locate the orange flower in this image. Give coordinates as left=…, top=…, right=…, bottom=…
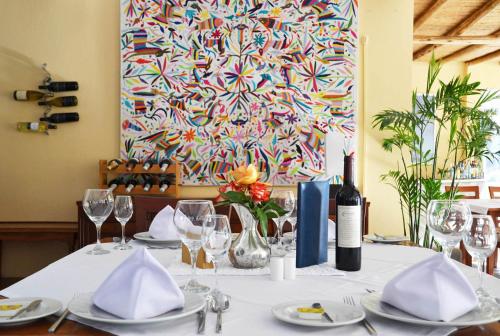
left=231, top=164, right=259, bottom=185
left=249, top=181, right=271, bottom=202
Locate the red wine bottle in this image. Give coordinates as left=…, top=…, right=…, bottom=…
left=39, top=81, right=79, bottom=92
left=38, top=96, right=78, bottom=107
left=143, top=159, right=155, bottom=171
left=143, top=175, right=153, bottom=192
left=125, top=158, right=139, bottom=171
left=159, top=176, right=171, bottom=192
left=159, top=158, right=171, bottom=172
left=335, top=154, right=362, bottom=271
left=125, top=176, right=138, bottom=193
left=108, top=177, right=123, bottom=191
left=40, top=112, right=79, bottom=123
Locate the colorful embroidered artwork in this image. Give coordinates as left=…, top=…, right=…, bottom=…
left=120, top=0, right=358, bottom=185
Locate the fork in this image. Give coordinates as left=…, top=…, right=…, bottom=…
left=343, top=296, right=377, bottom=335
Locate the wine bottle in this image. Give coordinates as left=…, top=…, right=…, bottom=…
left=17, top=121, right=57, bottom=134
left=40, top=112, right=79, bottom=123
left=108, top=177, right=123, bottom=191
left=39, top=81, right=79, bottom=92
left=125, top=176, right=138, bottom=193
left=125, top=158, right=139, bottom=171
left=335, top=154, right=362, bottom=272
left=38, top=96, right=78, bottom=107
left=143, top=159, right=155, bottom=171
left=143, top=175, right=153, bottom=192
left=13, top=90, right=53, bottom=101
left=159, top=158, right=171, bottom=172
left=106, top=159, right=122, bottom=171
left=159, top=176, right=171, bottom=192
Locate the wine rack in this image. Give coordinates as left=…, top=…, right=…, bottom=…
left=98, top=160, right=180, bottom=197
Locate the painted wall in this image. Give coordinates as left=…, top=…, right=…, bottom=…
left=0, top=0, right=414, bottom=276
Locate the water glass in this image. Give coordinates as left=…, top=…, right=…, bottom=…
left=201, top=215, right=231, bottom=298
left=426, top=200, right=471, bottom=258
left=82, top=189, right=114, bottom=255
left=174, top=200, right=214, bottom=294
left=271, top=190, right=296, bottom=248
left=462, top=215, right=497, bottom=302
left=114, top=195, right=133, bottom=250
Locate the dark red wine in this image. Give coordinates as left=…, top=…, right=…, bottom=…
left=142, top=176, right=153, bottom=191
left=108, top=177, right=123, bottom=191
left=125, top=158, right=139, bottom=171
left=39, top=81, right=79, bottom=92
left=143, top=159, right=154, bottom=171
left=125, top=176, right=138, bottom=193
left=158, top=176, right=171, bottom=192
left=159, top=158, right=171, bottom=172
left=335, top=154, right=362, bottom=271
left=40, top=112, right=79, bottom=123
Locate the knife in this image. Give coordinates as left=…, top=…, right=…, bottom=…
left=312, top=302, right=334, bottom=323
left=9, top=299, right=42, bottom=320
left=197, top=300, right=209, bottom=334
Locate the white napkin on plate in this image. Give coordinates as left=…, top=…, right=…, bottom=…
left=92, top=247, right=185, bottom=319
left=381, top=253, right=478, bottom=322
left=149, top=205, right=180, bottom=240
left=328, top=219, right=336, bottom=241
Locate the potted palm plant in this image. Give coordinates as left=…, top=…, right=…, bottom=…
left=373, top=56, right=499, bottom=248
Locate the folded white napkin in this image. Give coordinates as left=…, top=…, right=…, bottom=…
left=328, top=219, right=336, bottom=241
left=92, top=247, right=185, bottom=319
left=149, top=205, right=180, bottom=240
left=381, top=253, right=478, bottom=322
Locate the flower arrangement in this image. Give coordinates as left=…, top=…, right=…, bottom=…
left=215, top=165, right=286, bottom=237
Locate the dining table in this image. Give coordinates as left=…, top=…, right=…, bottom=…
left=0, top=241, right=499, bottom=336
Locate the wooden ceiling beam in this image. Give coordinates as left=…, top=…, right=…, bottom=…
left=414, top=0, right=448, bottom=31
left=413, top=0, right=500, bottom=60
left=465, top=49, right=500, bottom=65
left=414, top=35, right=500, bottom=45
left=439, top=29, right=500, bottom=62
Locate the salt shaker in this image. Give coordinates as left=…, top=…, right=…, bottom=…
left=284, top=254, right=296, bottom=280
left=270, top=256, right=284, bottom=281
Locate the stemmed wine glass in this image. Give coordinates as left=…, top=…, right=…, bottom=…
left=174, top=200, right=214, bottom=294
left=202, top=215, right=232, bottom=298
left=114, top=195, right=133, bottom=250
left=426, top=200, right=471, bottom=258
left=271, top=190, right=296, bottom=251
left=462, top=215, right=497, bottom=304
left=82, top=189, right=114, bottom=255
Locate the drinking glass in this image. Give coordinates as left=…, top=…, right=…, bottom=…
left=201, top=215, right=231, bottom=298
left=82, top=189, right=114, bottom=255
left=426, top=200, right=471, bottom=258
left=114, top=195, right=133, bottom=250
left=462, top=215, right=497, bottom=302
left=271, top=190, right=296, bottom=248
left=174, top=200, right=214, bottom=294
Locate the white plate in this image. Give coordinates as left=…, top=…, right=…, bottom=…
left=363, top=234, right=408, bottom=244
left=361, top=292, right=500, bottom=327
left=134, top=232, right=181, bottom=246
left=68, top=292, right=205, bottom=325
left=271, top=300, right=365, bottom=327
left=0, top=297, right=62, bottom=326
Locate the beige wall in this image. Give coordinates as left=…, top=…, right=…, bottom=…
left=0, top=0, right=414, bottom=276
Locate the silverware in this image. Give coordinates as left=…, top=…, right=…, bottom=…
left=211, top=294, right=230, bottom=333
left=48, top=308, right=69, bottom=333
left=373, top=233, right=386, bottom=240
left=146, top=243, right=181, bottom=250
left=197, top=297, right=210, bottom=334
left=344, top=296, right=377, bottom=335
left=365, top=289, right=376, bottom=293
left=312, top=302, right=334, bottom=323
left=9, top=299, right=42, bottom=320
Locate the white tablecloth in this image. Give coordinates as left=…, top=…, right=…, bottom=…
left=2, top=242, right=499, bottom=336
left=461, top=199, right=500, bottom=215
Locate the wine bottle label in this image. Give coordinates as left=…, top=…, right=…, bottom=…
left=337, top=205, right=361, bottom=248
left=29, top=122, right=39, bottom=131
left=15, top=91, right=28, bottom=100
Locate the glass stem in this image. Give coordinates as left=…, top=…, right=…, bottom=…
left=95, top=224, right=102, bottom=249
left=442, top=245, right=452, bottom=258
left=121, top=224, right=126, bottom=245
left=190, top=247, right=199, bottom=280
left=213, top=259, right=219, bottom=292
left=477, top=258, right=485, bottom=292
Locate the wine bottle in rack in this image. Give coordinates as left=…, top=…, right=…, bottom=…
left=38, top=96, right=78, bottom=107
left=159, top=158, right=171, bottom=172
left=40, top=112, right=79, bottom=123
left=143, top=175, right=153, bottom=192
left=125, top=158, right=139, bottom=171
left=39, top=81, right=79, bottom=92
left=158, top=176, right=171, bottom=192
left=125, top=176, right=138, bottom=193
left=143, top=158, right=155, bottom=171
left=13, top=90, right=53, bottom=101
left=17, top=121, right=57, bottom=133
left=335, top=154, right=362, bottom=272
left=106, top=159, right=122, bottom=171
left=108, top=176, right=123, bottom=191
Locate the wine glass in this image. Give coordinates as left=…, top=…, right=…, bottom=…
left=462, top=215, right=497, bottom=304
left=174, top=200, right=214, bottom=294
left=82, top=189, right=114, bottom=255
left=114, top=195, right=133, bottom=250
left=271, top=190, right=296, bottom=250
left=426, top=200, right=471, bottom=258
left=201, top=215, right=232, bottom=299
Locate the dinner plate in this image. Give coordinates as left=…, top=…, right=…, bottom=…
left=361, top=292, right=500, bottom=327
left=271, top=300, right=365, bottom=327
left=363, top=234, right=408, bottom=244
left=68, top=292, right=205, bottom=325
left=0, top=297, right=62, bottom=326
left=133, top=232, right=181, bottom=246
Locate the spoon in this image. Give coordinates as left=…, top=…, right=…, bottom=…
left=211, top=294, right=230, bottom=333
